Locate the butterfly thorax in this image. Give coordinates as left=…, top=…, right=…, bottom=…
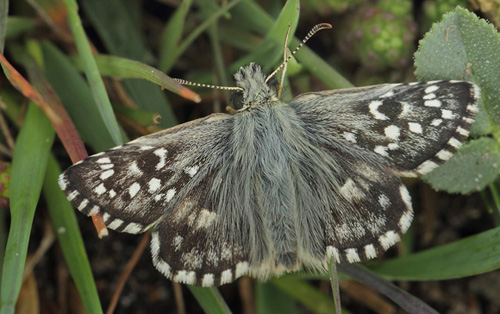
left=233, top=63, right=278, bottom=109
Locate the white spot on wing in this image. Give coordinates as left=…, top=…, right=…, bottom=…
left=424, top=99, right=442, bottom=107
left=174, top=271, right=196, bottom=285
left=456, top=127, right=469, bottom=136
left=399, top=210, right=413, bottom=232
left=431, top=119, right=443, bottom=126
left=94, top=183, right=106, bottom=195
left=129, top=182, right=141, bottom=198
left=108, top=219, right=124, bottom=229
left=166, top=188, right=176, bottom=202
left=220, top=269, right=233, bottom=284
left=441, top=109, right=455, bottom=119
left=425, top=85, right=439, bottom=93
left=399, top=185, right=412, bottom=210
left=339, top=178, right=364, bottom=200
left=154, top=148, right=168, bottom=170
left=423, top=93, right=436, bottom=100
left=235, top=261, right=249, bottom=278
left=379, top=231, right=400, bottom=250
left=448, top=137, right=462, bottom=148
left=436, top=149, right=453, bottom=161
left=148, top=178, right=161, bottom=193
left=196, top=209, right=217, bottom=229
left=185, top=165, right=199, bottom=177
left=109, top=189, right=116, bottom=198
left=345, top=248, right=361, bottom=263
left=96, top=157, right=111, bottom=164
left=343, top=132, right=357, bottom=143
left=408, top=122, right=423, bottom=134
left=100, top=169, right=114, bottom=180
left=369, top=100, right=389, bottom=120
left=173, top=235, right=183, bottom=251
left=122, top=222, right=143, bottom=234
left=374, top=145, right=389, bottom=157
left=128, top=161, right=143, bottom=175
left=202, top=274, right=215, bottom=286
left=89, top=205, right=100, bottom=216
left=378, top=194, right=390, bottom=209
left=78, top=199, right=89, bottom=211
left=58, top=174, right=68, bottom=190
left=67, top=190, right=79, bottom=201
left=384, top=125, right=400, bottom=140
left=364, top=244, right=377, bottom=259
left=327, top=246, right=341, bottom=263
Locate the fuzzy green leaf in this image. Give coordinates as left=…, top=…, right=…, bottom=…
left=424, top=137, right=500, bottom=193
left=414, top=7, right=500, bottom=126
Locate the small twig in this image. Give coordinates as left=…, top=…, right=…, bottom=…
left=329, top=260, right=342, bottom=314
left=106, top=232, right=150, bottom=314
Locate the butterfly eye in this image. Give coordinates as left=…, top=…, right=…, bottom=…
left=229, top=91, right=245, bottom=109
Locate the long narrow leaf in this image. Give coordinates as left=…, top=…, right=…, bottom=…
left=0, top=104, right=55, bottom=314
left=188, top=286, right=232, bottom=314
left=43, top=156, right=103, bottom=313
left=62, top=0, right=124, bottom=146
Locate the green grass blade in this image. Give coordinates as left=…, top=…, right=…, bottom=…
left=80, top=0, right=177, bottom=128
left=62, top=0, right=124, bottom=146
left=339, top=264, right=439, bottom=314
left=231, top=1, right=352, bottom=89
left=272, top=277, right=336, bottom=314
left=188, top=286, right=232, bottom=314
left=0, top=0, right=8, bottom=52
left=41, top=41, right=119, bottom=152
left=367, top=226, right=500, bottom=280
left=0, top=103, right=55, bottom=314
left=43, top=156, right=103, bottom=313
left=159, top=0, right=193, bottom=72
left=256, top=282, right=299, bottom=314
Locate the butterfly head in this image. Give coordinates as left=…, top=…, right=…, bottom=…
left=231, top=63, right=279, bottom=109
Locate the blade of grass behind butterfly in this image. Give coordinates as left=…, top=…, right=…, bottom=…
left=229, top=0, right=300, bottom=71
left=255, top=282, right=299, bottom=314
left=0, top=0, right=7, bottom=52
left=338, top=264, right=439, bottom=314
left=188, top=286, right=232, bottom=314
left=231, top=1, right=352, bottom=89
left=0, top=104, right=55, bottom=314
left=80, top=0, right=176, bottom=129
left=70, top=54, right=201, bottom=104
left=366, top=225, right=500, bottom=280
left=271, top=276, right=346, bottom=314
left=43, top=156, right=103, bottom=314
left=158, top=0, right=193, bottom=73
left=62, top=0, right=124, bottom=146
left=180, top=0, right=299, bottom=85
left=161, top=0, right=243, bottom=74
left=41, top=41, right=121, bottom=152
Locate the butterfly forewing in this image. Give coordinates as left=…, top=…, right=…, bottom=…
left=290, top=81, right=479, bottom=176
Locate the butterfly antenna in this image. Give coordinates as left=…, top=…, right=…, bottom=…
left=173, top=78, right=244, bottom=92
left=265, top=23, right=332, bottom=85
left=276, top=24, right=292, bottom=98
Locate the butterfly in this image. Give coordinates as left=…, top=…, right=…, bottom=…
left=58, top=24, right=480, bottom=286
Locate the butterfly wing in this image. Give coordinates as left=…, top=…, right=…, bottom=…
left=290, top=81, right=480, bottom=176
left=287, top=80, right=479, bottom=263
